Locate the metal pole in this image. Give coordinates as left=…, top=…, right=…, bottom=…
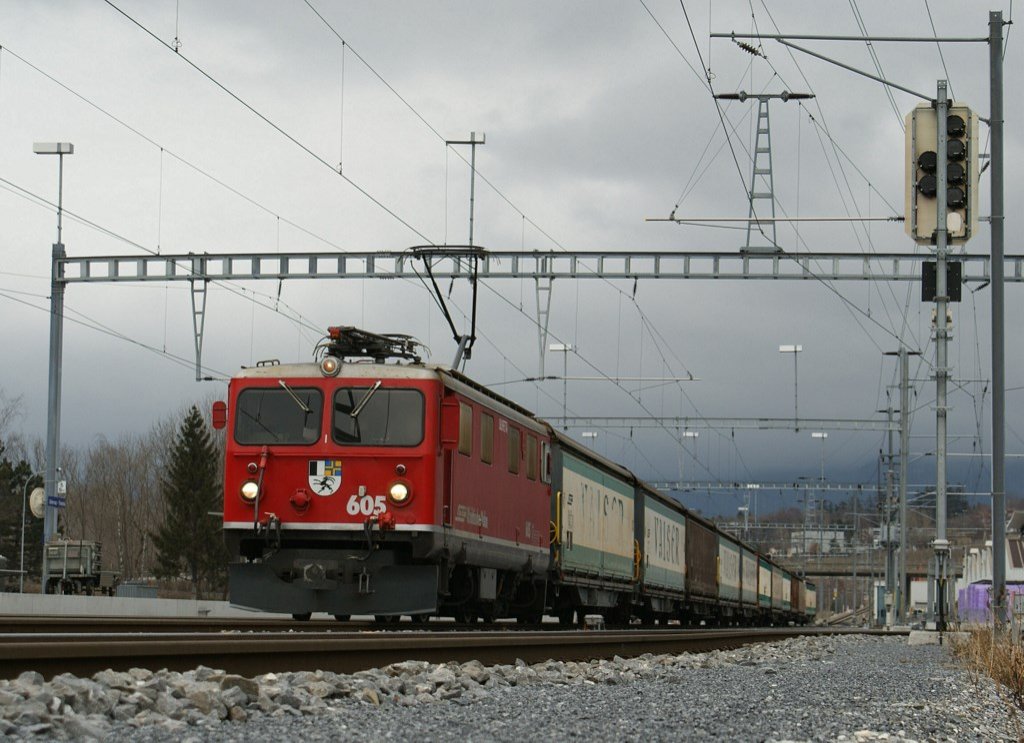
left=852, top=492, right=858, bottom=619
left=989, top=10, right=1006, bottom=626
left=793, top=352, right=799, bottom=431
left=57, top=154, right=64, bottom=245
left=562, top=349, right=568, bottom=430
left=42, top=152, right=69, bottom=594
left=885, top=402, right=895, bottom=627
left=468, top=132, right=479, bottom=247
left=820, top=435, right=825, bottom=484
left=899, top=346, right=910, bottom=623
left=933, top=80, right=950, bottom=633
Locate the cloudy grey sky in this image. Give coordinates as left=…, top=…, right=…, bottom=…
left=0, top=1, right=1020, bottom=512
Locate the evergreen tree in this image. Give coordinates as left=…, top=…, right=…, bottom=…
left=151, top=406, right=227, bottom=598
left=0, top=443, right=42, bottom=587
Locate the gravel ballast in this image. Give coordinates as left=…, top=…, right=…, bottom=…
left=0, top=634, right=1016, bottom=741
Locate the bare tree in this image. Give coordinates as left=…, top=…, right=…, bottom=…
left=0, top=390, right=23, bottom=443
left=16, top=398, right=227, bottom=583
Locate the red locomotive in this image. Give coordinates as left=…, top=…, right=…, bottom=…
left=217, top=326, right=551, bottom=622
left=216, top=325, right=815, bottom=626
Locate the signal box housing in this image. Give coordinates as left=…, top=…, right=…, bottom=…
left=905, top=102, right=979, bottom=245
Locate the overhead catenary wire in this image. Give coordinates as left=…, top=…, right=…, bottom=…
left=0, top=287, right=229, bottom=379
left=665, top=2, right=949, bottom=486
left=753, top=1, right=925, bottom=357
left=3, top=167, right=624, bottom=460
left=4, top=43, right=691, bottom=481
left=0, top=173, right=327, bottom=349
left=0, top=43, right=351, bottom=255
left=923, top=0, right=956, bottom=100
left=303, top=0, right=704, bottom=410
left=729, top=30, right=924, bottom=354
left=639, top=2, right=940, bottom=483
left=849, top=0, right=905, bottom=130
left=756, top=2, right=940, bottom=439
left=480, top=279, right=724, bottom=481
left=101, top=0, right=434, bottom=243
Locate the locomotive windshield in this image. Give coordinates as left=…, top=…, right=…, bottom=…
left=332, top=387, right=424, bottom=446
left=235, top=387, right=323, bottom=445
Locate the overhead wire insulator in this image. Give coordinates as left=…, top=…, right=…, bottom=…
left=734, top=40, right=764, bottom=58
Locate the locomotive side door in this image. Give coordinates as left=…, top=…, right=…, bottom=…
left=440, top=396, right=460, bottom=527
left=442, top=449, right=454, bottom=526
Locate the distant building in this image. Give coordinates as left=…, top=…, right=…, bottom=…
left=790, top=529, right=846, bottom=555
left=956, top=511, right=1024, bottom=623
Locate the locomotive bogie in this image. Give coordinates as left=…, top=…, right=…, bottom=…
left=229, top=546, right=441, bottom=616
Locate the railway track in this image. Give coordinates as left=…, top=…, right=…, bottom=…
left=0, top=625, right=898, bottom=679
left=0, top=615, right=369, bottom=635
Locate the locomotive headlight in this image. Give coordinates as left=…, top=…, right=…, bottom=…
left=388, top=481, right=410, bottom=505
left=240, top=480, right=260, bottom=504
left=320, top=356, right=341, bottom=377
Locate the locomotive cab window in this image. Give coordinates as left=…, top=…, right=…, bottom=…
left=235, top=387, right=322, bottom=445
left=332, top=387, right=424, bottom=446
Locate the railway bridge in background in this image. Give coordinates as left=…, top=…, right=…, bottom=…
left=776, top=548, right=961, bottom=580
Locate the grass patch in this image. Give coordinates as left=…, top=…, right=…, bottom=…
left=949, top=627, right=1024, bottom=733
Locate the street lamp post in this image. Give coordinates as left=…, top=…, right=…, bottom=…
left=812, top=432, right=828, bottom=562
left=581, top=431, right=598, bottom=454
left=34, top=141, right=73, bottom=593
left=779, top=345, right=802, bottom=431
left=680, top=430, right=699, bottom=480
left=549, top=343, right=573, bottom=430
left=811, top=432, right=828, bottom=482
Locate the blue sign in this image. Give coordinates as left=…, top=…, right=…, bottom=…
left=46, top=495, right=66, bottom=509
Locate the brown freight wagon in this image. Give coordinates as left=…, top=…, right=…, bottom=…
left=684, top=515, right=718, bottom=617
left=790, top=575, right=806, bottom=616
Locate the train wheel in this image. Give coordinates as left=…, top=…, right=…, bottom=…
left=557, top=608, right=576, bottom=627
left=374, top=615, right=399, bottom=625
left=410, top=614, right=430, bottom=625
left=454, top=609, right=478, bottom=624
left=333, top=614, right=351, bottom=622
left=516, top=612, right=542, bottom=626
left=292, top=612, right=312, bottom=621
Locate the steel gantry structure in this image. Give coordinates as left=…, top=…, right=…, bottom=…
left=58, top=247, right=1024, bottom=378
left=543, top=416, right=896, bottom=432
left=60, top=248, right=1023, bottom=284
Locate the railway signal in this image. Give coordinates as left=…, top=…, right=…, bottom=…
left=904, top=101, right=979, bottom=245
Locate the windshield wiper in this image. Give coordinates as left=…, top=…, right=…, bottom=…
left=278, top=380, right=312, bottom=413
left=351, top=380, right=382, bottom=418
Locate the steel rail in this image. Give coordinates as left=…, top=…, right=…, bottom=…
left=0, top=615, right=359, bottom=635
left=0, top=627, right=895, bottom=680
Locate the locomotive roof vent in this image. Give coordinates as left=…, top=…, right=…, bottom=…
left=315, top=325, right=425, bottom=365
